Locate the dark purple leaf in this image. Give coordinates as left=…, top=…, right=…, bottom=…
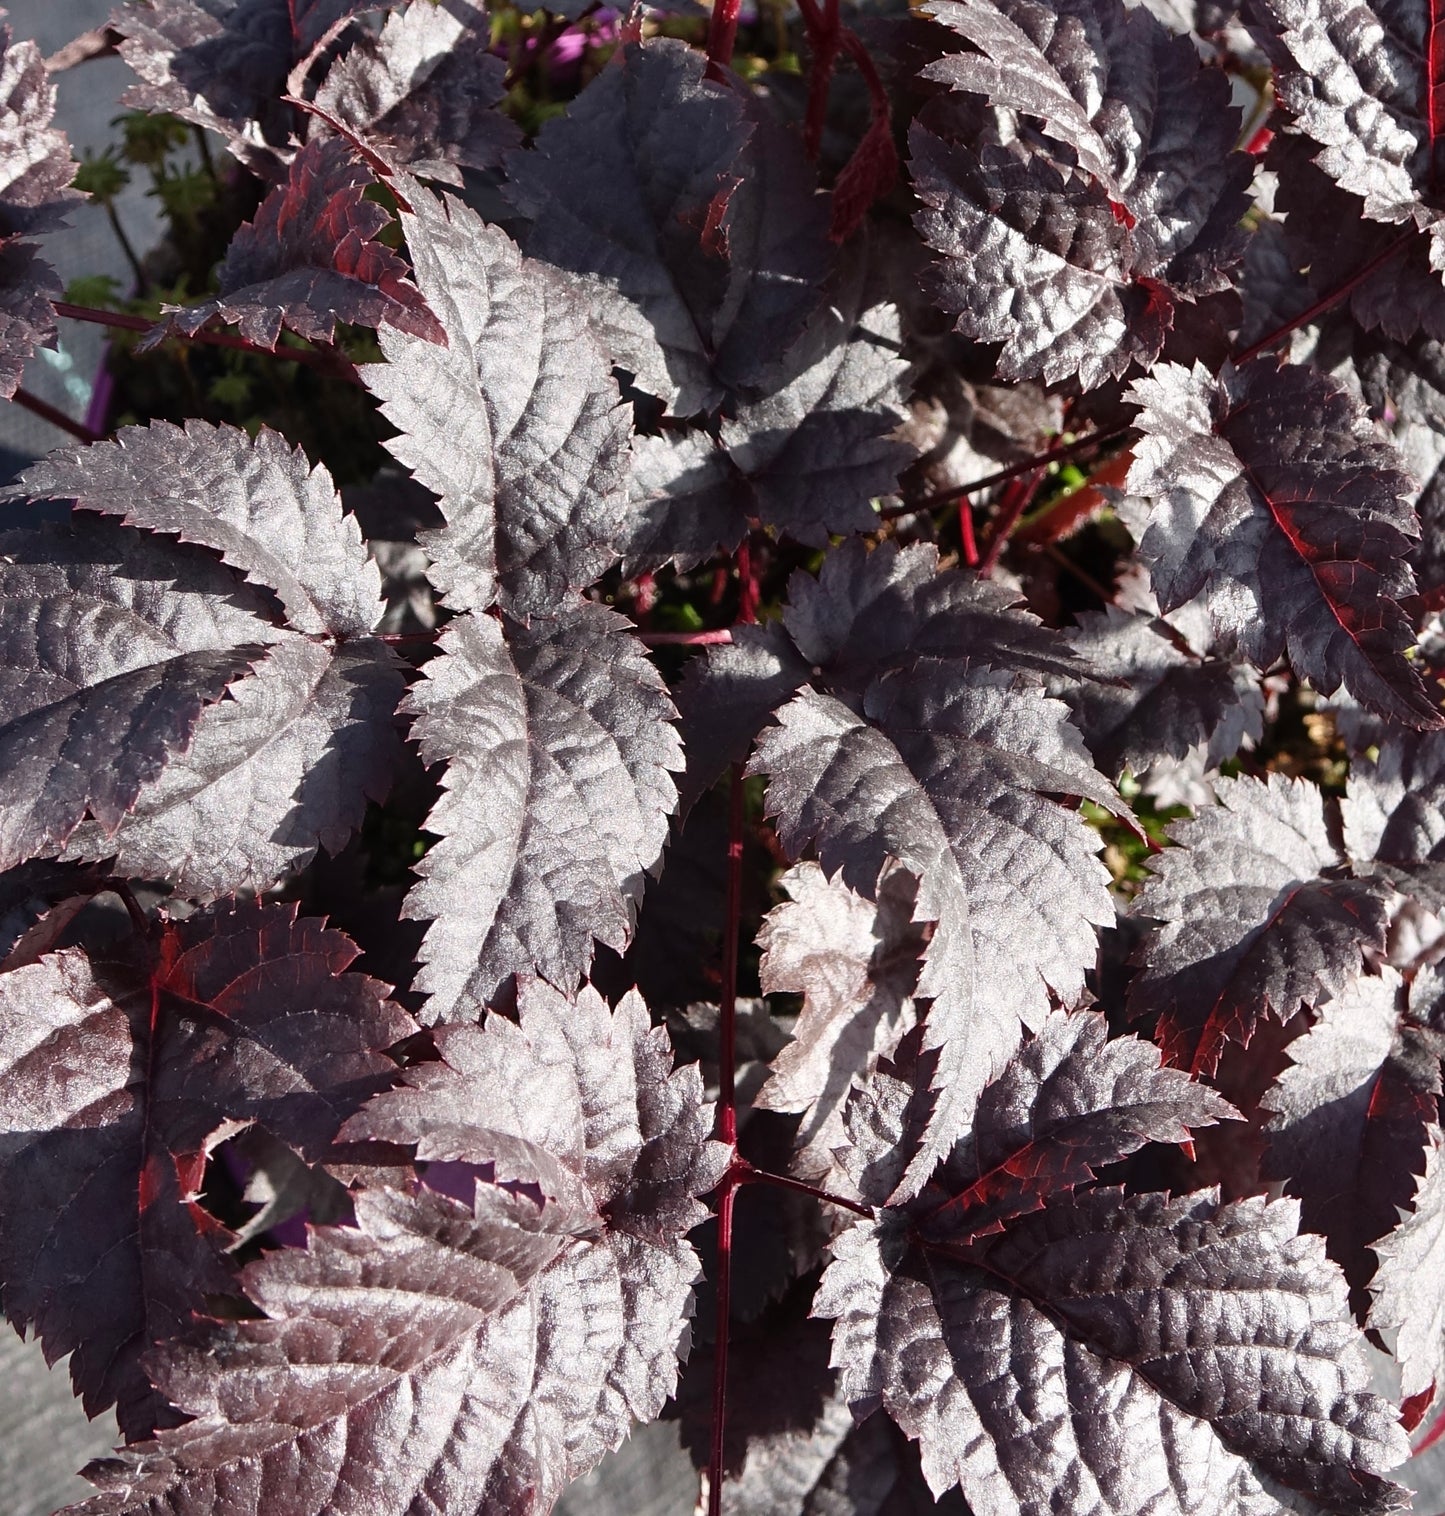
left=0, top=520, right=277, bottom=874
left=366, top=189, right=630, bottom=615
left=0, top=859, right=112, bottom=964
left=910, top=0, right=1251, bottom=387
left=623, top=258, right=912, bottom=570
left=503, top=38, right=831, bottom=415
left=0, top=899, right=414, bottom=1436
left=146, top=139, right=442, bottom=350
left=678, top=537, right=1087, bottom=808
left=1262, top=969, right=1440, bottom=1303
left=1059, top=603, right=1264, bottom=778
left=674, top=622, right=808, bottom=815
left=1310, top=315, right=1445, bottom=598
left=65, top=983, right=726, bottom=1515
left=750, top=658, right=1125, bottom=1198
left=1370, top=1126, right=1445, bottom=1414
left=1126, top=358, right=1442, bottom=727
left=1129, top=773, right=1393, bottom=1075
left=819, top=1190, right=1409, bottom=1515
left=816, top=1018, right=1406, bottom=1516
left=1345, top=730, right=1445, bottom=875
left=724, top=1393, right=962, bottom=1516
left=1265, top=138, right=1445, bottom=346
left=915, top=1008, right=1235, bottom=1239
left=754, top=861, right=924, bottom=1184
left=0, top=20, right=81, bottom=238
left=60, top=633, right=406, bottom=898
left=0, top=462, right=404, bottom=896
left=111, top=0, right=387, bottom=168
left=401, top=604, right=680, bottom=1021
left=9, top=420, right=385, bottom=637
left=310, top=0, right=519, bottom=183
left=0, top=238, right=61, bottom=399
left=0, top=20, right=80, bottom=397
left=1250, top=0, right=1445, bottom=250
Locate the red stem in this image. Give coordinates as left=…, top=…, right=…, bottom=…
left=706, top=1178, right=737, bottom=1516
left=735, top=1160, right=874, bottom=1218
left=53, top=302, right=362, bottom=384
left=638, top=628, right=735, bottom=646
left=801, top=0, right=841, bottom=159
left=899, top=425, right=1133, bottom=517
left=1233, top=228, right=1418, bottom=365
left=957, top=499, right=979, bottom=566
left=10, top=387, right=102, bottom=444
left=706, top=765, right=748, bottom=1516
left=978, top=466, right=1046, bottom=578
left=717, top=770, right=745, bottom=1150
left=735, top=539, right=761, bottom=626
left=706, top=0, right=743, bottom=78
left=895, top=229, right=1422, bottom=529
left=1429, top=0, right=1445, bottom=188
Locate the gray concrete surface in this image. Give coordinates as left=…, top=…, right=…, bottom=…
left=0, top=1332, right=118, bottom=1514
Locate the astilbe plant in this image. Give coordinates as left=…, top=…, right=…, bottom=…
left=7, top=0, right=1445, bottom=1510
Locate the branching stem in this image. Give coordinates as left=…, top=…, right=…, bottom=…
left=979, top=466, right=1046, bottom=578
left=53, top=302, right=363, bottom=384
left=899, top=424, right=1134, bottom=517
left=734, top=1159, right=875, bottom=1218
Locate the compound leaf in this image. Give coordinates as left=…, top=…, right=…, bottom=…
left=111, top=0, right=386, bottom=168
left=0, top=520, right=279, bottom=874
left=503, top=37, right=830, bottom=416
left=70, top=982, right=726, bottom=1515
left=60, top=634, right=405, bottom=898
left=310, top=0, right=519, bottom=183
left=815, top=1015, right=1406, bottom=1516
left=366, top=190, right=629, bottom=614
left=751, top=659, right=1122, bottom=1198
left=1126, top=359, right=1441, bottom=727
left=0, top=20, right=80, bottom=396
left=147, top=139, right=442, bottom=351
left=1262, top=969, right=1441, bottom=1301
left=1344, top=730, right=1445, bottom=905
left=1250, top=0, right=1445, bottom=243
left=755, top=861, right=925, bottom=1183
left=1129, top=773, right=1393, bottom=1075
left=678, top=538, right=1086, bottom=808
left=401, top=604, right=680, bottom=1021
left=913, top=1008, right=1235, bottom=1240
left=817, top=1190, right=1409, bottom=1516
left=1059, top=603, right=1264, bottom=779
left=9, top=420, right=385, bottom=637
left=911, top=0, right=1250, bottom=387
left=0, top=899, right=413, bottom=1437
left=625, top=266, right=911, bottom=569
